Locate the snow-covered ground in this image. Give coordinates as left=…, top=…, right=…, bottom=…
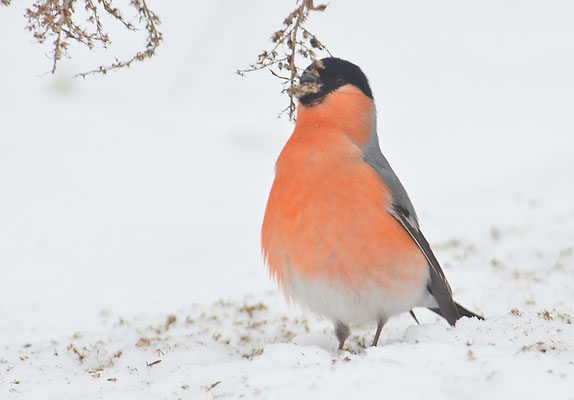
left=1, top=1, right=573, bottom=398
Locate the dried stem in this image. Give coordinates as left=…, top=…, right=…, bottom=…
left=15, top=0, right=162, bottom=76
left=237, top=0, right=330, bottom=120
left=76, top=0, right=162, bottom=77
left=51, top=0, right=73, bottom=73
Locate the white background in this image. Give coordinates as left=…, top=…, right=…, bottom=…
left=1, top=1, right=573, bottom=398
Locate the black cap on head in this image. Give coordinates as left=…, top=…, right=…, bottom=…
left=299, top=57, right=373, bottom=106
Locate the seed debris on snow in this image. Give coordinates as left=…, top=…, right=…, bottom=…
left=1, top=292, right=574, bottom=398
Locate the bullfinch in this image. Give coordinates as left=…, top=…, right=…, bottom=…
left=262, top=57, right=482, bottom=350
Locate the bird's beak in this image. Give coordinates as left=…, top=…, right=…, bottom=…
left=300, top=71, right=321, bottom=85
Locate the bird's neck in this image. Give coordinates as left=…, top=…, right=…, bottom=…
left=294, top=87, right=375, bottom=148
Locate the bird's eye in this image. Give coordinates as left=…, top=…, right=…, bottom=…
left=335, top=77, right=346, bottom=86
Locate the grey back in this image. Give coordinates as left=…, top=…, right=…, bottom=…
left=362, top=118, right=420, bottom=229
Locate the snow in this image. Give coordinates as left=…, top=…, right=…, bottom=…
left=1, top=1, right=574, bottom=398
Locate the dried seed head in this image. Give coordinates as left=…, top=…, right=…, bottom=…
left=313, top=59, right=325, bottom=70
left=271, top=31, right=282, bottom=43
left=288, top=82, right=322, bottom=99
left=305, top=59, right=324, bottom=78
left=310, top=36, right=322, bottom=49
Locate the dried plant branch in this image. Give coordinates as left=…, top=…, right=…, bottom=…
left=76, top=0, right=162, bottom=77
left=10, top=0, right=161, bottom=76
left=237, top=0, right=331, bottom=120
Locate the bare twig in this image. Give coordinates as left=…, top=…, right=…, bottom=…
left=237, top=0, right=330, bottom=120
left=76, top=0, right=162, bottom=77
left=17, top=0, right=162, bottom=76
left=51, top=0, right=73, bottom=73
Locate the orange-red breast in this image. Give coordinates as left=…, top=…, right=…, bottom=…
left=262, top=57, right=482, bottom=350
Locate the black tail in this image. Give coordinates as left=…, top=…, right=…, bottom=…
left=429, top=302, right=484, bottom=322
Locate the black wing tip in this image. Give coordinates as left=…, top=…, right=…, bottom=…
left=454, top=302, right=485, bottom=321
left=389, top=207, right=484, bottom=326
left=428, top=303, right=484, bottom=325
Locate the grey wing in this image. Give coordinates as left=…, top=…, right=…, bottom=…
left=363, top=133, right=420, bottom=229
left=363, top=131, right=460, bottom=326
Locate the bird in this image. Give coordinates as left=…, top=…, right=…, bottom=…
left=261, top=57, right=482, bottom=351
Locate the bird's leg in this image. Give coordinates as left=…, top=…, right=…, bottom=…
left=334, top=321, right=350, bottom=351
left=409, top=310, right=420, bottom=325
left=372, top=317, right=388, bottom=347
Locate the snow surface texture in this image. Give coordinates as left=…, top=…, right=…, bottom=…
left=1, top=1, right=574, bottom=399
